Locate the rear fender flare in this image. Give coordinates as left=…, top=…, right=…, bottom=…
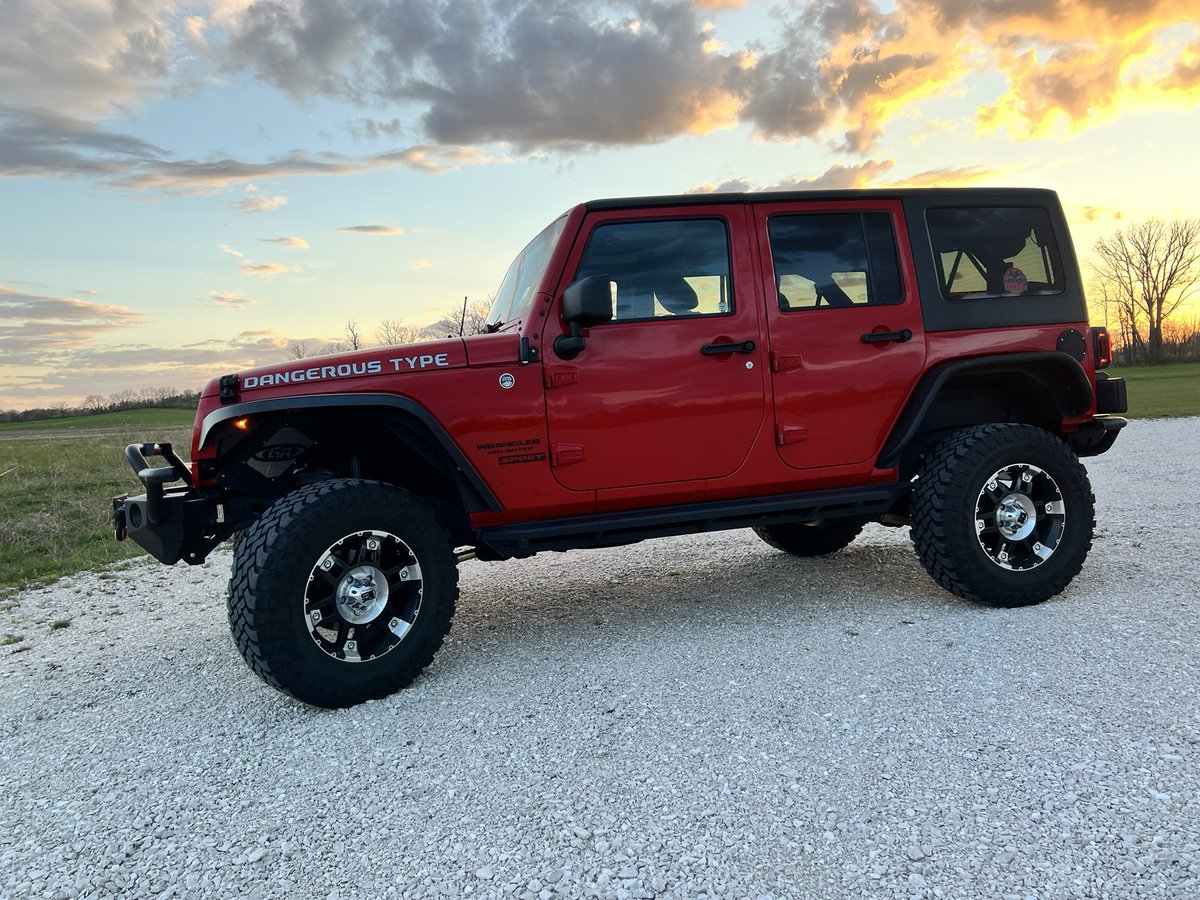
left=878, top=351, right=1093, bottom=470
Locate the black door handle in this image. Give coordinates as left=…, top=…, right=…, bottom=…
left=861, top=329, right=912, bottom=344
left=701, top=340, right=756, bottom=356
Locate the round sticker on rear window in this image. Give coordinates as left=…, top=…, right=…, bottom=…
left=1003, top=267, right=1028, bottom=294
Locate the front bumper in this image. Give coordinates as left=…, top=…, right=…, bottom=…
left=112, top=442, right=225, bottom=565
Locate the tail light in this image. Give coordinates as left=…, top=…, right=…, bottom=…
left=1091, top=326, right=1112, bottom=369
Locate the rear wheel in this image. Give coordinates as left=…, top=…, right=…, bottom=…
left=910, top=424, right=1094, bottom=607
left=227, top=479, right=458, bottom=708
left=753, top=519, right=866, bottom=557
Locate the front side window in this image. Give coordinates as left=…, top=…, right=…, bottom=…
left=927, top=207, right=1063, bottom=299
left=573, top=218, right=732, bottom=321
left=768, top=212, right=903, bottom=310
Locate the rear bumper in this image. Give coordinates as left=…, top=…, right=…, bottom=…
left=1066, top=415, right=1127, bottom=457
left=112, top=442, right=225, bottom=565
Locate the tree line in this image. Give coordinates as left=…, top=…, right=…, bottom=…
left=1, top=387, right=201, bottom=424
left=287, top=300, right=491, bottom=360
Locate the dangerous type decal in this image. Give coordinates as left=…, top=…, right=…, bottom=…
left=242, top=354, right=450, bottom=389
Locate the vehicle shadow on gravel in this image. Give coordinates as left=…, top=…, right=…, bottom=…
left=431, top=529, right=973, bottom=673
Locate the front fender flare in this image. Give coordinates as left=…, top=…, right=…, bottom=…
left=199, top=392, right=501, bottom=512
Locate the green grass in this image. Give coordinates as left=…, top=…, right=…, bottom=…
left=0, top=407, right=195, bottom=432
left=1110, top=362, right=1200, bottom=419
left=0, top=424, right=193, bottom=591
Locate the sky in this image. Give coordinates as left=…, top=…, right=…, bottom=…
left=1, top=0, right=1198, bottom=409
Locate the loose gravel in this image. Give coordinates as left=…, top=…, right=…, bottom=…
left=2, top=418, right=1198, bottom=900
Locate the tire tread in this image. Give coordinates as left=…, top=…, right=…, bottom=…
left=226, top=479, right=458, bottom=707
left=909, top=424, right=1095, bottom=607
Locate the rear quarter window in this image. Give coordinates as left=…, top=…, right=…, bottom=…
left=926, top=207, right=1064, bottom=300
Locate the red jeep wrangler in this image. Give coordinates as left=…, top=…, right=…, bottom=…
left=114, top=188, right=1127, bottom=708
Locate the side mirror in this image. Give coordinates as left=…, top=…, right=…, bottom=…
left=562, top=276, right=613, bottom=328
left=554, top=276, right=613, bottom=359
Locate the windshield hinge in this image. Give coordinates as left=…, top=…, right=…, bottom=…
left=519, top=336, right=539, bottom=364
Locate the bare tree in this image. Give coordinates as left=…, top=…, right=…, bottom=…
left=426, top=298, right=492, bottom=338
left=375, top=319, right=427, bottom=346
left=344, top=319, right=361, bottom=350
left=109, top=389, right=137, bottom=410
left=287, top=341, right=314, bottom=360
left=1091, top=218, right=1200, bottom=364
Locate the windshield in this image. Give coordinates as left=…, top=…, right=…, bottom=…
left=485, top=215, right=568, bottom=329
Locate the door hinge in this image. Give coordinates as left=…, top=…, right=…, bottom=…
left=770, top=352, right=803, bottom=373
left=544, top=367, right=579, bottom=389
left=552, top=443, right=585, bottom=466
left=776, top=424, right=808, bottom=446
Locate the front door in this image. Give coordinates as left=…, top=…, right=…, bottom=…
left=544, top=206, right=766, bottom=492
left=752, top=200, right=927, bottom=470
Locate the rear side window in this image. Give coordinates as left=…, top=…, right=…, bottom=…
left=768, top=213, right=903, bottom=310
left=927, top=207, right=1064, bottom=299
left=573, top=218, right=732, bottom=321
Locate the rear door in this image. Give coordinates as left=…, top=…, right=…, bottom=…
left=544, top=205, right=767, bottom=492
left=752, top=199, right=927, bottom=469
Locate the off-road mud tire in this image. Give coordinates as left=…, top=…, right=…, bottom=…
left=910, top=424, right=1094, bottom=607
left=227, top=479, right=458, bottom=708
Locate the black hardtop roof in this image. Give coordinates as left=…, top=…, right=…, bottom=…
left=584, top=186, right=1060, bottom=212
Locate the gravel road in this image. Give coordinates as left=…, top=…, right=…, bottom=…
left=2, top=418, right=1198, bottom=900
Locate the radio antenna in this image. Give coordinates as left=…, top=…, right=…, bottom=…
left=458, top=296, right=468, bottom=336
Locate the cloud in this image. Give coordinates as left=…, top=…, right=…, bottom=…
left=0, top=284, right=144, bottom=366
left=1073, top=205, right=1126, bottom=223
left=410, top=260, right=432, bottom=269
left=0, top=0, right=1196, bottom=203
left=685, top=160, right=896, bottom=194
left=219, top=244, right=244, bottom=258
left=260, top=236, right=309, bottom=248
left=240, top=262, right=293, bottom=277
left=0, top=104, right=167, bottom=180
left=347, top=117, right=405, bottom=141
left=683, top=160, right=1012, bottom=195
left=1166, top=40, right=1200, bottom=90
left=338, top=225, right=404, bottom=235
left=223, top=0, right=747, bottom=149
left=0, top=0, right=180, bottom=118
left=0, top=105, right=503, bottom=190
left=0, top=330, right=303, bottom=409
left=231, top=188, right=287, bottom=212
left=891, top=164, right=1006, bottom=188
left=213, top=0, right=1200, bottom=153
left=212, top=295, right=254, bottom=308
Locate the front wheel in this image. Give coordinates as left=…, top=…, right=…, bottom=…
left=227, top=479, right=458, bottom=708
left=910, top=424, right=1095, bottom=607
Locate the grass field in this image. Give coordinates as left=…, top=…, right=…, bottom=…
left=1111, top=362, right=1200, bottom=419
left=0, top=407, right=196, bottom=432
left=0, top=425, right=192, bottom=591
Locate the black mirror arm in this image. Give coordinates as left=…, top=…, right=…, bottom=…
left=553, top=323, right=586, bottom=360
